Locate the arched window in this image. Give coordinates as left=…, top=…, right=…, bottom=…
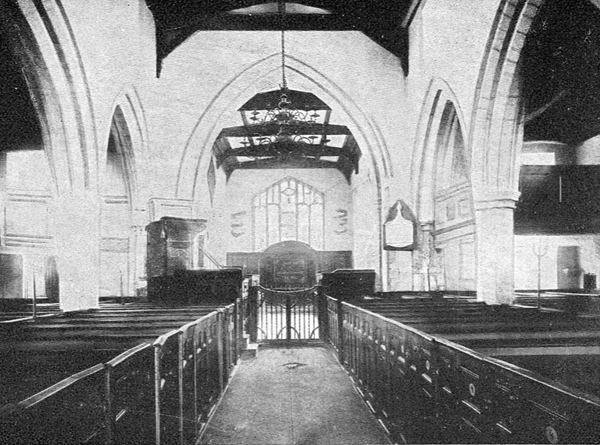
left=253, top=178, right=324, bottom=251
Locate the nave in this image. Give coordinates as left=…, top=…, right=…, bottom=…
left=3, top=0, right=600, bottom=443
left=2, top=274, right=600, bottom=444
left=200, top=346, right=391, bottom=445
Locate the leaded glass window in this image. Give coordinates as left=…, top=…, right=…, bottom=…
left=253, top=178, right=324, bottom=250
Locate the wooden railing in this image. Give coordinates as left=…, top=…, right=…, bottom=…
left=0, top=303, right=238, bottom=445
left=326, top=296, right=600, bottom=444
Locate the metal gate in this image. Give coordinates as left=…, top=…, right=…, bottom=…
left=249, top=286, right=321, bottom=342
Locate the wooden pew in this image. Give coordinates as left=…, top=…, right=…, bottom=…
left=346, top=294, right=600, bottom=399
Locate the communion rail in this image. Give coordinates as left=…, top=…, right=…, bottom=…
left=0, top=303, right=238, bottom=445
left=326, top=296, right=600, bottom=444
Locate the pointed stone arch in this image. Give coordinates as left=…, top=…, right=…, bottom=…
left=175, top=52, right=392, bottom=288
left=413, top=78, right=471, bottom=223
left=468, top=0, right=545, bottom=304
left=175, top=53, right=391, bottom=201
left=469, top=0, right=543, bottom=201
left=100, top=90, right=150, bottom=296
left=1, top=0, right=99, bottom=195
left=412, top=78, right=474, bottom=292
left=0, top=1, right=102, bottom=311
left=105, top=87, right=150, bottom=211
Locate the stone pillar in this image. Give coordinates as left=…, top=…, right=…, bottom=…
left=55, top=191, right=101, bottom=311
left=474, top=194, right=519, bottom=305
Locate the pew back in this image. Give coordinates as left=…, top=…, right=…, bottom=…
left=326, top=296, right=600, bottom=444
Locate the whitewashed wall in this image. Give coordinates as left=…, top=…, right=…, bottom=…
left=207, top=169, right=352, bottom=263
left=515, top=235, right=600, bottom=290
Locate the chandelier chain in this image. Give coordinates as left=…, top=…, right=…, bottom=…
left=279, top=1, right=287, bottom=90
left=281, top=27, right=287, bottom=89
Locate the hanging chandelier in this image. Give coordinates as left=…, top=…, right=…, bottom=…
left=211, top=1, right=361, bottom=182
left=239, top=1, right=325, bottom=149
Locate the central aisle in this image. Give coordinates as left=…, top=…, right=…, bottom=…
left=200, top=345, right=391, bottom=445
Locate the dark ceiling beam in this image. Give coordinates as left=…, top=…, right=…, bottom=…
left=236, top=156, right=340, bottom=170
left=218, top=123, right=351, bottom=138
left=162, top=12, right=353, bottom=33
left=149, top=1, right=414, bottom=75
left=218, top=144, right=349, bottom=159
left=157, top=13, right=357, bottom=67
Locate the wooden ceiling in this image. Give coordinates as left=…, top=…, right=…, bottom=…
left=145, top=0, right=419, bottom=74
left=0, top=32, right=42, bottom=151
left=522, top=0, right=600, bottom=145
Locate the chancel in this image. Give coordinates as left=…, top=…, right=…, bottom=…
left=2, top=0, right=600, bottom=443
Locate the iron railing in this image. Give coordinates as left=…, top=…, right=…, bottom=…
left=0, top=303, right=238, bottom=445
left=326, top=296, right=600, bottom=444
left=248, top=285, right=321, bottom=342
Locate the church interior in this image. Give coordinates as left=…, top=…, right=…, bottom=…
left=2, top=0, right=600, bottom=443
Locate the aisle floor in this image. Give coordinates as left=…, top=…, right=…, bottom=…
left=200, top=344, right=391, bottom=445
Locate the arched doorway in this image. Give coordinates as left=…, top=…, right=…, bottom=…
left=259, top=241, right=317, bottom=290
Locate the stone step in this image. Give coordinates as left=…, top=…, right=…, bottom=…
left=241, top=342, right=259, bottom=360
left=239, top=333, right=251, bottom=350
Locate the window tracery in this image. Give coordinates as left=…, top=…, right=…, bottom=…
left=253, top=177, right=324, bottom=250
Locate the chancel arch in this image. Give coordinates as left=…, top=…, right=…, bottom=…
left=172, top=43, right=393, bottom=286
left=177, top=50, right=391, bottom=202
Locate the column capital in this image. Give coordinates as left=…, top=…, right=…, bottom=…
left=131, top=206, right=149, bottom=228
left=473, top=190, right=521, bottom=211
left=419, top=220, right=434, bottom=232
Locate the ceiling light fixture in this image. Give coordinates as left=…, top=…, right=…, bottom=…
left=211, top=2, right=361, bottom=182
left=237, top=1, right=328, bottom=150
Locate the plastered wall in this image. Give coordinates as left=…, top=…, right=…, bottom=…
left=515, top=235, right=600, bottom=290
left=208, top=169, right=352, bottom=263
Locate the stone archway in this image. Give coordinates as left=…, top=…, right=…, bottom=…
left=468, top=0, right=545, bottom=304
left=100, top=106, right=135, bottom=297
left=0, top=1, right=104, bottom=311
left=412, top=78, right=475, bottom=292
left=174, top=50, right=392, bottom=289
